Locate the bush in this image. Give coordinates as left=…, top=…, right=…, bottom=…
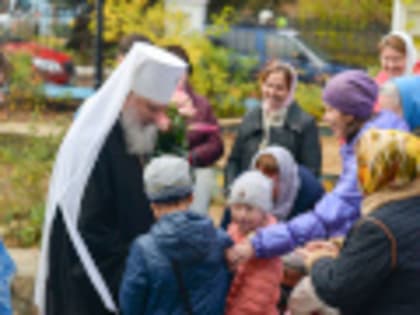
left=86, top=2, right=258, bottom=118
left=0, top=133, right=62, bottom=247
left=295, top=83, right=324, bottom=120
left=5, top=53, right=46, bottom=112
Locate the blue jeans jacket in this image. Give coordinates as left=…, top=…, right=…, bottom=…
left=0, top=241, right=15, bottom=315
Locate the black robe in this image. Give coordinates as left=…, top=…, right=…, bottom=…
left=46, top=121, right=154, bottom=315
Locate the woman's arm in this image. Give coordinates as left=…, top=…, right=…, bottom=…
left=311, top=220, right=392, bottom=311
left=189, top=104, right=224, bottom=167
left=251, top=156, right=361, bottom=258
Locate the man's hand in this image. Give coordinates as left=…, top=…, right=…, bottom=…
left=172, top=90, right=197, bottom=118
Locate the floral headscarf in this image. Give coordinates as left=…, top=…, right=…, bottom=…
left=357, top=129, right=420, bottom=195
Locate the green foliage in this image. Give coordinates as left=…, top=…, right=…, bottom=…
left=155, top=107, right=188, bottom=156
left=87, top=2, right=257, bottom=118
left=208, top=0, right=293, bottom=15
left=296, top=0, right=392, bottom=26
left=6, top=53, right=46, bottom=111
left=295, top=83, right=324, bottom=120
left=0, top=133, right=62, bottom=247
left=294, top=0, right=391, bottom=67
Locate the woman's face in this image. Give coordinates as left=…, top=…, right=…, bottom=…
left=231, top=203, right=266, bottom=235
left=323, top=105, right=354, bottom=139
left=261, top=71, right=290, bottom=110
left=380, top=46, right=407, bottom=78
left=257, top=166, right=280, bottom=203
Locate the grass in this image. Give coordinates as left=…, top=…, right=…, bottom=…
left=0, top=133, right=62, bottom=247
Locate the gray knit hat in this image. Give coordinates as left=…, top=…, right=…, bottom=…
left=228, top=170, right=274, bottom=213
left=144, top=155, right=192, bottom=203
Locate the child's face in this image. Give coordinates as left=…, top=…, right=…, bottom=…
left=231, top=203, right=266, bottom=235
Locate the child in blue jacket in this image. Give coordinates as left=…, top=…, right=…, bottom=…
left=119, top=155, right=232, bottom=315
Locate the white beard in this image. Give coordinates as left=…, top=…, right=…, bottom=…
left=120, top=106, right=158, bottom=156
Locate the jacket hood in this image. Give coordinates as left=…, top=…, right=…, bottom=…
left=393, top=75, right=420, bottom=130
left=151, top=211, right=220, bottom=263
left=349, top=110, right=409, bottom=148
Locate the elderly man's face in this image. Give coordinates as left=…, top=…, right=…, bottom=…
left=124, top=92, right=170, bottom=131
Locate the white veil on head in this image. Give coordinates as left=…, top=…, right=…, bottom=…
left=251, top=146, right=301, bottom=220
left=391, top=31, right=418, bottom=75
left=34, top=43, right=186, bottom=314
left=261, top=61, right=298, bottom=112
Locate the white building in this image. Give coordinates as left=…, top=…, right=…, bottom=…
left=165, top=0, right=209, bottom=32
left=392, top=0, right=420, bottom=37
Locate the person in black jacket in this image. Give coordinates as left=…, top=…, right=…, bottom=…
left=225, top=60, right=321, bottom=187
left=291, top=128, right=420, bottom=315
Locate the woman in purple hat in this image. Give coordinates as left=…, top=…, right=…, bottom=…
left=227, top=70, right=409, bottom=264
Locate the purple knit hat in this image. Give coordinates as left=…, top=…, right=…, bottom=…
left=322, top=70, right=378, bottom=120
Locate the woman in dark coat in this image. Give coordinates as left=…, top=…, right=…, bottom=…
left=295, top=129, right=420, bottom=315
left=225, top=60, right=321, bottom=187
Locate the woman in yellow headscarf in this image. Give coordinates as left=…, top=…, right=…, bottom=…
left=357, top=128, right=420, bottom=209
left=291, top=129, right=420, bottom=315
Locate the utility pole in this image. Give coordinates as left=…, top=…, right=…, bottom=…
left=94, top=0, right=103, bottom=89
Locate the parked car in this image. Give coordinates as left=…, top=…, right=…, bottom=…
left=216, top=27, right=354, bottom=84
left=2, top=39, right=74, bottom=85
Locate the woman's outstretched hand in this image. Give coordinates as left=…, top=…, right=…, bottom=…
left=225, top=240, right=255, bottom=271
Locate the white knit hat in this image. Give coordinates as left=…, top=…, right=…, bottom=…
left=228, top=170, right=273, bottom=213
left=144, top=155, right=193, bottom=203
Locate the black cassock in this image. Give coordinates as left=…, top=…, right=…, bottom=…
left=46, top=121, right=154, bottom=315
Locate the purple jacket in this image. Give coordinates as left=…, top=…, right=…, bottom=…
left=252, top=110, right=409, bottom=258
left=185, top=84, right=224, bottom=167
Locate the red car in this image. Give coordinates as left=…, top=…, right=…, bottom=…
left=2, top=40, right=74, bottom=85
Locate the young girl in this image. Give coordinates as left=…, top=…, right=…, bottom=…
left=225, top=170, right=283, bottom=315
